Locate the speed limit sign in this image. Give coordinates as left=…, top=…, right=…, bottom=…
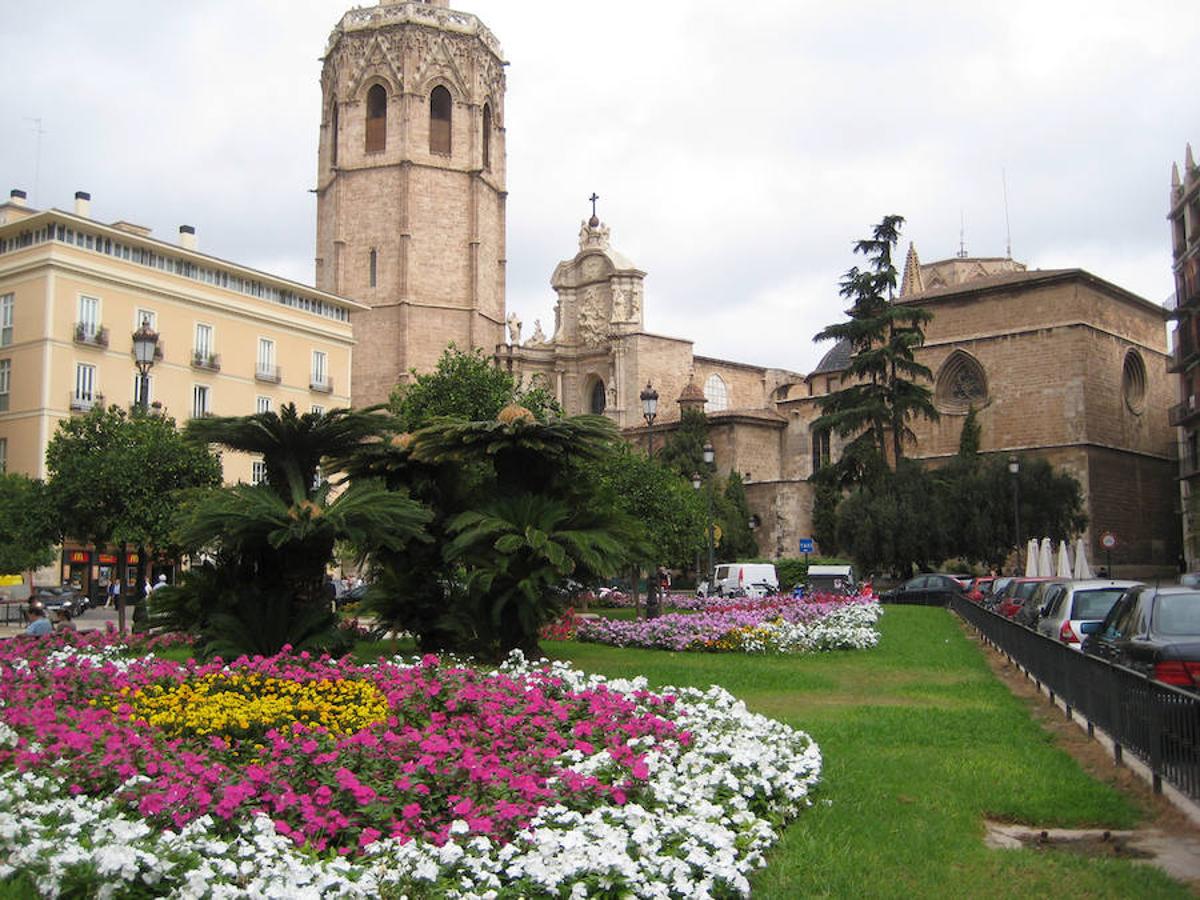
left=1100, top=531, right=1118, bottom=550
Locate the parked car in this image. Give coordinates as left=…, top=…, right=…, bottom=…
left=30, top=586, right=83, bottom=619
left=1036, top=579, right=1141, bottom=649
left=984, top=577, right=1015, bottom=608
left=965, top=576, right=997, bottom=604
left=878, top=573, right=965, bottom=606
left=1082, top=585, right=1200, bottom=691
left=710, top=563, right=778, bottom=598
left=994, top=577, right=1059, bottom=619
left=1013, top=580, right=1070, bottom=627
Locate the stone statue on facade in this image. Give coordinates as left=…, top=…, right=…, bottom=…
left=525, top=319, right=547, bottom=346
left=506, top=311, right=522, bottom=345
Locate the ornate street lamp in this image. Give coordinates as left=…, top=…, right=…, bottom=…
left=1008, top=454, right=1021, bottom=574
left=703, top=442, right=715, bottom=582
left=132, top=317, right=160, bottom=414
left=640, top=381, right=659, bottom=456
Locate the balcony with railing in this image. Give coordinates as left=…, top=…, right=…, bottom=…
left=1168, top=337, right=1200, bottom=374
left=73, top=323, right=109, bottom=348
left=309, top=375, right=333, bottom=394
left=255, top=364, right=281, bottom=384
left=69, top=391, right=99, bottom=412
left=191, top=350, right=221, bottom=372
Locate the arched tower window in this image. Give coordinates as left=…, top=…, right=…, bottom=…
left=589, top=379, right=606, bottom=414
left=934, top=351, right=988, bottom=413
left=365, top=84, right=387, bottom=153
left=704, top=374, right=729, bottom=412
left=482, top=103, right=492, bottom=170
left=330, top=102, right=339, bottom=167
left=430, top=85, right=452, bottom=155
left=369, top=249, right=377, bottom=288
left=1122, top=348, right=1147, bottom=414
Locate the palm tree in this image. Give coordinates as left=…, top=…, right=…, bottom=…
left=156, top=404, right=430, bottom=656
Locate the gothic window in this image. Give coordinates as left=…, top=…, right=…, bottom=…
left=704, top=374, right=729, bottom=412
left=934, top=350, right=988, bottom=413
left=430, top=86, right=452, bottom=155
left=330, top=102, right=339, bottom=166
left=1122, top=349, right=1147, bottom=414
left=589, top=379, right=606, bottom=414
left=369, top=249, right=377, bottom=288
left=482, top=103, right=492, bottom=170
left=811, top=427, right=831, bottom=473
left=365, top=84, right=387, bottom=153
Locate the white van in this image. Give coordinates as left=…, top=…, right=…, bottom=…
left=806, top=564, right=856, bottom=595
left=708, top=563, right=779, bottom=598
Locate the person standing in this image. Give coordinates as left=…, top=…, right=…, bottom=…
left=107, top=579, right=121, bottom=609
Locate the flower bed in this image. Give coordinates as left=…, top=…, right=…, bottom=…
left=0, top=636, right=822, bottom=897
left=591, top=591, right=707, bottom=611
left=575, top=595, right=882, bottom=653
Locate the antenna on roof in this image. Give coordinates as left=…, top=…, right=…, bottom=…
left=1002, top=167, right=1013, bottom=260
left=24, top=117, right=45, bottom=204
left=957, top=210, right=968, bottom=259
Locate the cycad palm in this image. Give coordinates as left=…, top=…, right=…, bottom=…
left=161, top=404, right=430, bottom=656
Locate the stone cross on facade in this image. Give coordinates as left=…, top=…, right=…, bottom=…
left=588, top=192, right=599, bottom=219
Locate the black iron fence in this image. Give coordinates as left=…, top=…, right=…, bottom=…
left=950, top=595, right=1200, bottom=803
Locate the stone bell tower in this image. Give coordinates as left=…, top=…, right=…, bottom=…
left=314, top=0, right=507, bottom=406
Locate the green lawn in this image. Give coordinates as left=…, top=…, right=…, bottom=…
left=545, top=607, right=1188, bottom=899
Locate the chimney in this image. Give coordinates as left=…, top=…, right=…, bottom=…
left=74, top=191, right=91, bottom=218
left=9, top=189, right=26, bottom=207
left=179, top=224, right=197, bottom=251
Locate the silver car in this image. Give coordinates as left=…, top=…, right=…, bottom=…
left=1036, top=579, right=1141, bottom=650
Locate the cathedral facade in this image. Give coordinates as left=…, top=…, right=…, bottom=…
left=326, top=1, right=1178, bottom=574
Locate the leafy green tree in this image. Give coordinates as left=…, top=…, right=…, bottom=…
left=658, top=408, right=710, bottom=477
left=401, top=411, right=634, bottom=659
left=0, top=474, right=57, bottom=575
left=44, top=405, right=222, bottom=628
left=156, top=405, right=430, bottom=657
left=593, top=445, right=705, bottom=569
left=45, top=405, right=222, bottom=555
left=390, top=345, right=560, bottom=431
left=714, top=471, right=759, bottom=561
left=957, top=406, right=981, bottom=459
left=813, top=215, right=939, bottom=467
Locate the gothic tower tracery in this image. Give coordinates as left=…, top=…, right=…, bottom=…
left=315, top=0, right=507, bottom=405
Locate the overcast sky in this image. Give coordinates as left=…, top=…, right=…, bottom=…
left=2, top=0, right=1194, bottom=373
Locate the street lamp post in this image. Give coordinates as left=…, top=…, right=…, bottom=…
left=640, top=381, right=659, bottom=456
left=1008, top=454, right=1021, bottom=575
left=703, top=442, right=715, bottom=583
left=128, top=318, right=160, bottom=636
left=132, top=318, right=159, bottom=414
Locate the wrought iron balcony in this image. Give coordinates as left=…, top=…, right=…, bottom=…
left=309, top=376, right=333, bottom=394
left=73, top=323, right=109, bottom=348
left=191, top=351, right=221, bottom=372
left=1170, top=397, right=1200, bottom=427
left=255, top=364, right=281, bottom=384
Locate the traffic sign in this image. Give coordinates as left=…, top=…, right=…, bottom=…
left=1100, top=531, right=1118, bottom=550
left=799, top=538, right=814, bottom=554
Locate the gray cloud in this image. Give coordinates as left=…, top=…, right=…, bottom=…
left=2, top=0, right=1191, bottom=376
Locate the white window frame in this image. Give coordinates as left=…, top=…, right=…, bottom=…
left=0, top=293, right=12, bottom=346
left=256, top=337, right=276, bottom=379
left=192, top=384, right=210, bottom=419
left=251, top=459, right=268, bottom=485
left=194, top=322, right=213, bottom=358
left=134, top=308, right=157, bottom=331
left=704, top=373, right=729, bottom=413
left=256, top=396, right=272, bottom=414
left=78, top=295, right=100, bottom=338
left=74, top=363, right=96, bottom=407
left=0, top=437, right=6, bottom=474
left=311, top=350, right=327, bottom=387
left=0, top=358, right=9, bottom=412
left=311, top=404, right=325, bottom=416
left=132, top=372, right=154, bottom=408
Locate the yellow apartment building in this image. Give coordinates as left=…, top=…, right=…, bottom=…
left=0, top=189, right=365, bottom=486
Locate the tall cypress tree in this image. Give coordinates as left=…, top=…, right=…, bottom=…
left=812, top=215, right=939, bottom=468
